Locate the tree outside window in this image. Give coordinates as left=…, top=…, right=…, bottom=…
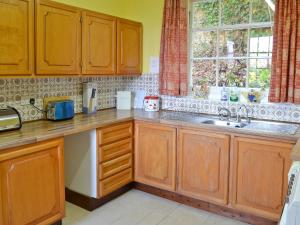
left=191, top=0, right=275, bottom=98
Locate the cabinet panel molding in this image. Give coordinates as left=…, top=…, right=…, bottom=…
left=82, top=11, right=116, bottom=75
left=134, top=122, right=176, bottom=191
left=0, top=0, right=34, bottom=75
left=117, top=18, right=142, bottom=75
left=178, top=129, right=230, bottom=205
left=0, top=138, right=65, bottom=225
left=231, top=137, right=292, bottom=220
left=35, top=0, right=81, bottom=75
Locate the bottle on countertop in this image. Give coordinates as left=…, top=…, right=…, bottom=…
left=230, top=85, right=240, bottom=102
left=221, top=85, right=229, bottom=101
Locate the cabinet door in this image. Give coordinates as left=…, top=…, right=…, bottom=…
left=0, top=138, right=65, bottom=225
left=117, top=19, right=142, bottom=75
left=36, top=0, right=81, bottom=75
left=0, top=0, right=33, bottom=75
left=82, top=11, right=116, bottom=75
left=134, top=122, right=176, bottom=191
left=178, top=129, right=230, bottom=205
left=231, top=137, right=293, bottom=220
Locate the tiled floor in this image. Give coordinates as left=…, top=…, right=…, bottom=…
left=63, top=190, right=249, bottom=225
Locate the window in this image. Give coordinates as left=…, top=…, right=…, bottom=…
left=190, top=0, right=275, bottom=99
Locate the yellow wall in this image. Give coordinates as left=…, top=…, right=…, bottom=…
left=54, top=0, right=164, bottom=73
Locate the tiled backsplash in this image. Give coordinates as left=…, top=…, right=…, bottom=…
left=0, top=75, right=159, bottom=122
left=1, top=73, right=300, bottom=123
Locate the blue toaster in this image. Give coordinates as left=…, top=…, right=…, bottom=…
left=46, top=100, right=74, bottom=121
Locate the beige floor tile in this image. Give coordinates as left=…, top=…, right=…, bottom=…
left=136, top=205, right=180, bottom=225
left=63, top=202, right=89, bottom=225
left=158, top=204, right=210, bottom=225
left=63, top=190, right=250, bottom=225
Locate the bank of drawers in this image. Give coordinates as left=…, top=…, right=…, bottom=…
left=97, top=121, right=133, bottom=197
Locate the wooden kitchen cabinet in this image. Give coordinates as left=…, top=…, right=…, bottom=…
left=117, top=18, right=142, bottom=75
left=177, top=128, right=230, bottom=206
left=134, top=122, right=176, bottom=191
left=35, top=0, right=81, bottom=75
left=0, top=0, right=34, bottom=75
left=97, top=121, right=133, bottom=197
left=231, top=137, right=293, bottom=220
left=0, top=138, right=65, bottom=225
left=82, top=11, right=116, bottom=75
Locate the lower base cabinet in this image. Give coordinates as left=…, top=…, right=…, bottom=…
left=97, top=121, right=133, bottom=198
left=134, top=122, right=176, bottom=191
left=134, top=122, right=294, bottom=222
left=0, top=138, right=65, bottom=225
left=177, top=129, right=230, bottom=205
left=231, top=137, right=293, bottom=220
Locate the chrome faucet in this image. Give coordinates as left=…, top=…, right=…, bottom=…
left=218, top=107, right=231, bottom=121
left=237, top=104, right=251, bottom=123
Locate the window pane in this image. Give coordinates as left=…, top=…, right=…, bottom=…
left=218, top=59, right=247, bottom=87
left=221, top=0, right=250, bottom=25
left=252, top=0, right=275, bottom=23
left=250, top=28, right=273, bottom=57
left=249, top=58, right=271, bottom=88
left=192, top=60, right=217, bottom=86
left=193, top=31, right=217, bottom=58
left=219, top=29, right=248, bottom=57
left=193, top=0, right=219, bottom=28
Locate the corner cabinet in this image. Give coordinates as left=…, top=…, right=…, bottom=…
left=0, top=0, right=34, bottom=75
left=177, top=129, right=230, bottom=206
left=0, top=138, right=65, bottom=225
left=35, top=0, right=81, bottom=75
left=231, top=137, right=293, bottom=220
left=134, top=122, right=176, bottom=191
left=117, top=19, right=142, bottom=75
left=82, top=11, right=116, bottom=75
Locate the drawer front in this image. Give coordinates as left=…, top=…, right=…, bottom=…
left=98, top=122, right=133, bottom=145
left=99, top=138, right=132, bottom=162
left=99, top=153, right=132, bottom=179
left=99, top=168, right=132, bottom=197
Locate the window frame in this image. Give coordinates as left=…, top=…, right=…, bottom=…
left=189, top=0, right=274, bottom=92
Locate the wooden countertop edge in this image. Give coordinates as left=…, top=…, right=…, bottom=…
left=0, top=109, right=299, bottom=162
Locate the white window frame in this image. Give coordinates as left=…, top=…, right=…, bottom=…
left=189, top=0, right=274, bottom=91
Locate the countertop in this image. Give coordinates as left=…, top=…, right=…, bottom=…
left=1, top=108, right=300, bottom=160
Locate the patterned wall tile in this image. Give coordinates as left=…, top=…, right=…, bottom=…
left=1, top=73, right=300, bottom=123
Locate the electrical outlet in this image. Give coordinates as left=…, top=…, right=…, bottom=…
left=29, top=98, right=35, bottom=105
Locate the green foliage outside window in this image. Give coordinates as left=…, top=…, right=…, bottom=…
left=192, top=0, right=275, bottom=93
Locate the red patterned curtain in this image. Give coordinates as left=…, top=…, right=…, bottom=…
left=159, top=0, right=188, bottom=96
left=269, top=0, right=300, bottom=103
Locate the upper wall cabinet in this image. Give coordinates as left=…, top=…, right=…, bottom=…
left=0, top=0, right=34, bottom=75
left=117, top=19, right=142, bottom=75
left=35, top=0, right=81, bottom=75
left=82, top=11, right=116, bottom=75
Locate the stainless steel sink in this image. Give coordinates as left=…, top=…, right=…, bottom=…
left=202, top=119, right=248, bottom=128
left=160, top=111, right=299, bottom=135
left=243, top=120, right=299, bottom=135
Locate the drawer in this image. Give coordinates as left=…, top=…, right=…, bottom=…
left=99, top=167, right=132, bottom=197
left=99, top=153, right=132, bottom=179
left=98, top=122, right=133, bottom=145
left=99, top=138, right=132, bottom=162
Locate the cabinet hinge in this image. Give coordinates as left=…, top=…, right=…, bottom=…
left=80, top=15, right=83, bottom=23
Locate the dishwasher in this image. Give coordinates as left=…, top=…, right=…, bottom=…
left=64, top=129, right=98, bottom=198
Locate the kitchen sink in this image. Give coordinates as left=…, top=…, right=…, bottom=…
left=202, top=119, right=248, bottom=128
left=160, top=111, right=299, bottom=135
